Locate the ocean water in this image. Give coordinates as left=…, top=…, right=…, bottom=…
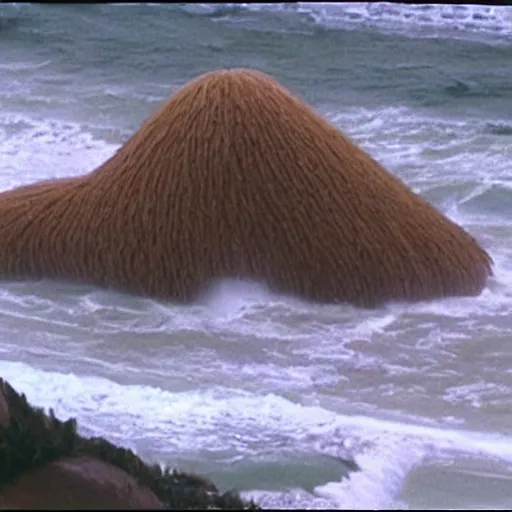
left=1, top=2, right=512, bottom=509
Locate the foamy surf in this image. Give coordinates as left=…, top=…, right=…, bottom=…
left=0, top=3, right=511, bottom=509
left=0, top=113, right=118, bottom=190
left=181, top=3, right=512, bottom=44
left=304, top=3, right=511, bottom=33
left=1, top=361, right=512, bottom=509
left=0, top=59, right=52, bottom=71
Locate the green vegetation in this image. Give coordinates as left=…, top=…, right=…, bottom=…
left=0, top=380, right=260, bottom=510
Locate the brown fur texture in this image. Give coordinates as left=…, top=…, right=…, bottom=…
left=0, top=68, right=492, bottom=307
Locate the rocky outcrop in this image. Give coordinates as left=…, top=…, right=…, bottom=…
left=0, top=377, right=260, bottom=510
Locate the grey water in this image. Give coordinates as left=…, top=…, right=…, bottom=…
left=1, top=3, right=512, bottom=509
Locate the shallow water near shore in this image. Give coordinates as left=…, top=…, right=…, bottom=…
left=1, top=3, right=512, bottom=509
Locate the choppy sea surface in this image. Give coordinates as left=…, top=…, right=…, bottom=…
left=1, top=3, right=512, bottom=509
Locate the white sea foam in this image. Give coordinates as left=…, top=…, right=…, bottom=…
left=249, top=3, right=512, bottom=42
left=2, top=361, right=512, bottom=509
left=183, top=3, right=512, bottom=43
left=0, top=4, right=510, bottom=509
left=0, top=113, right=118, bottom=191
left=0, top=60, right=52, bottom=72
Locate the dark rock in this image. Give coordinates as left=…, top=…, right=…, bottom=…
left=0, top=456, right=164, bottom=510
left=0, top=379, right=10, bottom=428
left=0, top=377, right=260, bottom=510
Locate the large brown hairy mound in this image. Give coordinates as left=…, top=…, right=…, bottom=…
left=0, top=68, right=493, bottom=307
